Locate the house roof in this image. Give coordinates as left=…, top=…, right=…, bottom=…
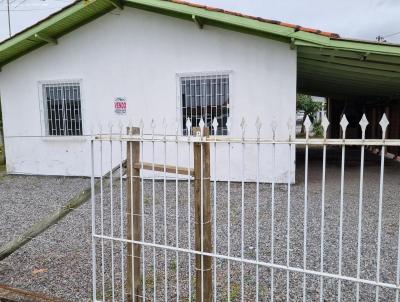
left=168, top=0, right=340, bottom=38
left=0, top=0, right=400, bottom=98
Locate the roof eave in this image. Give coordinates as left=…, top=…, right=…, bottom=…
left=124, top=0, right=295, bottom=43
left=293, top=36, right=400, bottom=57
left=0, top=0, right=114, bottom=68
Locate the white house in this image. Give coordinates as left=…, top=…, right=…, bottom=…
left=1, top=0, right=399, bottom=181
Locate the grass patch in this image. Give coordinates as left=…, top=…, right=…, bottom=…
left=0, top=145, right=5, bottom=174
left=0, top=145, right=4, bottom=167
left=228, top=282, right=240, bottom=301
left=144, top=194, right=151, bottom=205
left=145, top=273, right=154, bottom=292
left=169, top=259, right=177, bottom=272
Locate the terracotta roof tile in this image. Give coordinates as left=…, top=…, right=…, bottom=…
left=169, top=0, right=340, bottom=38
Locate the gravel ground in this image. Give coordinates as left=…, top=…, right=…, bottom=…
left=0, top=147, right=400, bottom=301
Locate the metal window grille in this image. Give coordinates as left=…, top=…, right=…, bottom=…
left=180, top=73, right=229, bottom=135
left=43, top=81, right=82, bottom=136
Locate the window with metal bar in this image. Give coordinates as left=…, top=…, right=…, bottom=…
left=180, top=73, right=230, bottom=135
left=42, top=81, right=82, bottom=136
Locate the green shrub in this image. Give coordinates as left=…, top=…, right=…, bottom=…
left=313, top=121, right=324, bottom=137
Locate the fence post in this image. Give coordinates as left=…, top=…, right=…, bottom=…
left=193, top=127, right=212, bottom=302
left=126, top=127, right=142, bottom=302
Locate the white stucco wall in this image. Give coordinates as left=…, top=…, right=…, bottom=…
left=0, top=7, right=296, bottom=182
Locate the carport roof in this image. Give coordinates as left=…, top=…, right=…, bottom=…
left=296, top=41, right=400, bottom=98
left=0, top=0, right=399, bottom=98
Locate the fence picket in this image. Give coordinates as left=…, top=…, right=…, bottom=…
left=90, top=115, right=399, bottom=302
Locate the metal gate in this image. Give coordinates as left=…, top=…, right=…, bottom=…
left=90, top=114, right=400, bottom=301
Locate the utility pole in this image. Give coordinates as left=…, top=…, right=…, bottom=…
left=7, top=0, right=11, bottom=37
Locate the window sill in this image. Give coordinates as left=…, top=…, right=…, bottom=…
left=41, top=136, right=87, bottom=142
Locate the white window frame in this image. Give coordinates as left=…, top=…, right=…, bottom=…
left=176, top=70, right=233, bottom=135
left=38, top=79, right=85, bottom=138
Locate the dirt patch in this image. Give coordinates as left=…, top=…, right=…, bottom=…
left=0, top=145, right=5, bottom=176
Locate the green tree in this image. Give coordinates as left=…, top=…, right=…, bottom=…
left=297, top=94, right=324, bottom=134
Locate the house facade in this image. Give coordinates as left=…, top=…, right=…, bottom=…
left=0, top=5, right=297, bottom=181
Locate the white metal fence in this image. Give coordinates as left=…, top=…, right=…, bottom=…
left=91, top=114, right=400, bottom=301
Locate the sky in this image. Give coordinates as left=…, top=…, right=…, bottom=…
left=0, top=0, right=400, bottom=43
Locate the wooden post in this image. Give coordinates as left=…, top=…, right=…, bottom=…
left=126, top=127, right=142, bottom=302
left=193, top=127, right=212, bottom=302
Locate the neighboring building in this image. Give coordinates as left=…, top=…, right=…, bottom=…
left=0, top=0, right=399, bottom=181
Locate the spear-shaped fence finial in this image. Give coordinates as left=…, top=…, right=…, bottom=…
left=255, top=117, right=262, bottom=140
left=118, top=120, right=123, bottom=138
left=212, top=117, right=219, bottom=136
left=98, top=123, right=103, bottom=138
left=186, top=117, right=192, bottom=136
left=151, top=118, right=156, bottom=137
left=287, top=118, right=294, bottom=140
left=270, top=117, right=278, bottom=140
left=304, top=115, right=312, bottom=139
left=162, top=118, right=168, bottom=138
left=321, top=113, right=330, bottom=139
left=175, top=118, right=179, bottom=138
left=226, top=117, right=232, bottom=136
left=340, top=114, right=349, bottom=139
left=379, top=113, right=389, bottom=140
left=240, top=117, right=246, bottom=140
left=108, top=121, right=113, bottom=136
left=359, top=114, right=369, bottom=140
left=139, top=118, right=144, bottom=136
left=199, top=117, right=205, bottom=137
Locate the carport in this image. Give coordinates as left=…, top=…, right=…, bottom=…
left=295, top=37, right=400, bottom=154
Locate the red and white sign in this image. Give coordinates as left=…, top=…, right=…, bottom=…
left=114, top=97, right=127, bottom=115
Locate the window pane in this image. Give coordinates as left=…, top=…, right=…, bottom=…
left=44, top=82, right=82, bottom=136
left=181, top=74, right=229, bottom=135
